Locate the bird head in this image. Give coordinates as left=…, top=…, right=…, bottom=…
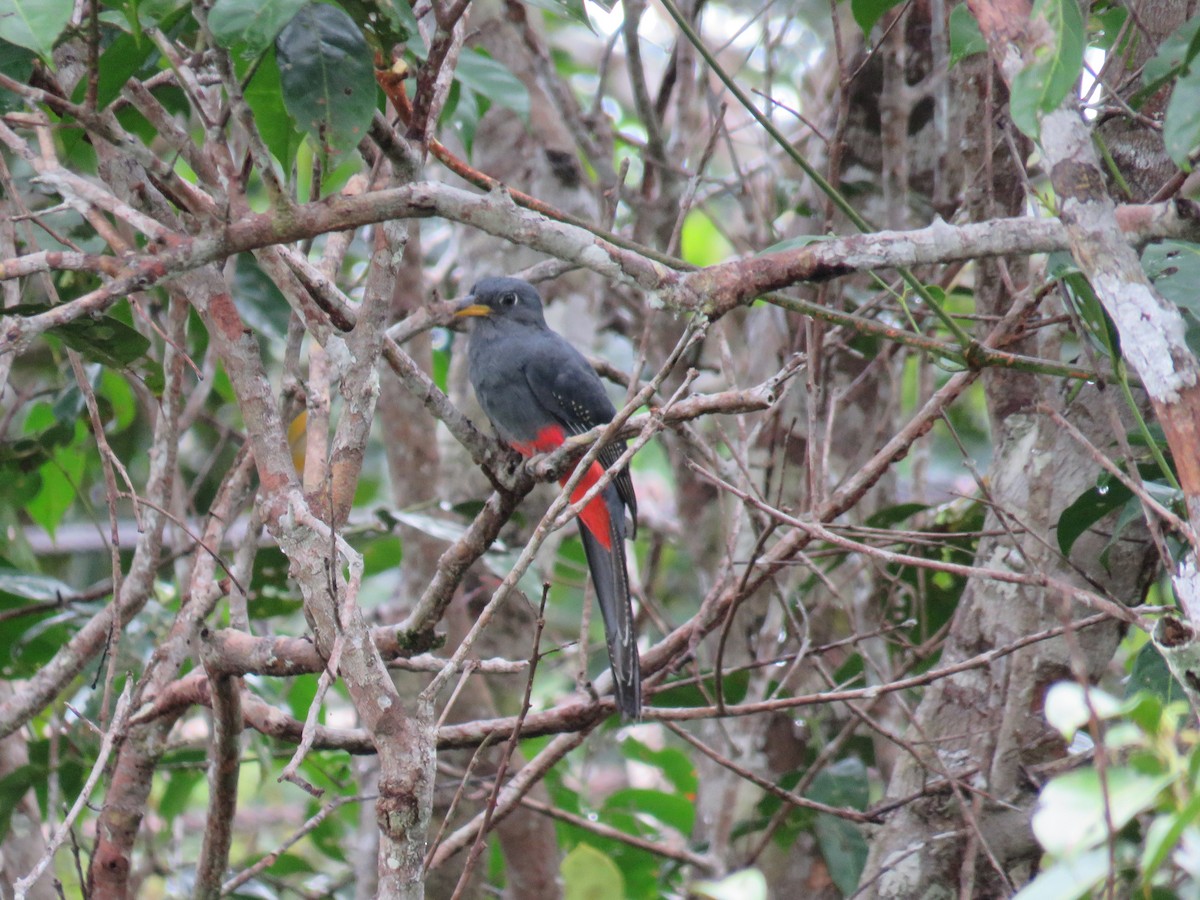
left=453, top=276, right=548, bottom=329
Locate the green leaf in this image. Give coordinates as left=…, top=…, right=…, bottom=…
left=807, top=757, right=869, bottom=811
left=851, top=0, right=904, bottom=37
left=1142, top=14, right=1200, bottom=89
left=85, top=28, right=157, bottom=109
left=25, top=420, right=85, bottom=538
left=0, top=0, right=71, bottom=61
left=337, top=0, right=416, bottom=49
left=948, top=5, right=987, bottom=67
left=652, top=668, right=749, bottom=708
left=233, top=253, right=291, bottom=343
left=99, top=369, right=137, bottom=431
left=454, top=49, right=531, bottom=122
left=680, top=210, right=733, bottom=267
left=805, top=758, right=869, bottom=894
left=691, top=869, right=769, bottom=900
left=275, top=2, right=377, bottom=155
left=158, top=768, right=204, bottom=820
left=56, top=318, right=152, bottom=369
left=1013, top=848, right=1109, bottom=900
left=0, top=569, right=74, bottom=601
left=243, top=47, right=299, bottom=168
left=865, top=502, right=928, bottom=530
left=209, top=0, right=306, bottom=55
left=1145, top=242, right=1200, bottom=314
left=1164, top=63, right=1200, bottom=169
left=621, top=738, right=698, bottom=797
left=1056, top=474, right=1131, bottom=557
left=1142, top=796, right=1200, bottom=880
left=0, top=38, right=33, bottom=111
left=561, top=843, right=625, bottom=900
left=523, top=0, right=594, bottom=31
left=0, top=763, right=41, bottom=840
left=1090, top=5, right=1128, bottom=52
left=1043, top=682, right=1123, bottom=740
left=265, top=851, right=316, bottom=876
left=138, top=0, right=189, bottom=28
left=815, top=813, right=867, bottom=895
left=604, top=787, right=694, bottom=833
left=1126, top=642, right=1187, bottom=704
left=1009, top=0, right=1085, bottom=137
left=756, top=234, right=827, bottom=256
left=3, top=303, right=153, bottom=370
left=1031, top=766, right=1175, bottom=857
left=1059, top=271, right=1120, bottom=356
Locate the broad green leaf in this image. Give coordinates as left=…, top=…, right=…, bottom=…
left=55, top=316, right=152, bottom=368
left=1142, top=14, right=1200, bottom=89
left=1059, top=271, right=1120, bottom=355
left=1032, top=766, right=1175, bottom=857
left=1009, top=0, right=1085, bottom=137
left=948, top=5, right=986, bottom=67
left=138, top=0, right=189, bottom=28
left=0, top=0, right=71, bottom=61
left=756, top=234, right=827, bottom=256
left=865, top=502, right=928, bottom=530
left=815, top=813, right=867, bottom=895
left=651, top=668, right=749, bottom=708
left=4, top=304, right=152, bottom=370
left=1143, top=802, right=1200, bottom=880
left=1144, top=242, right=1200, bottom=314
left=338, top=0, right=417, bottom=49
left=99, top=369, right=137, bottom=431
left=1126, top=642, right=1187, bottom=705
left=275, top=2, right=376, bottom=155
left=158, top=768, right=204, bottom=820
left=1164, top=63, right=1200, bottom=169
left=389, top=509, right=470, bottom=544
left=209, top=0, right=306, bottom=56
left=233, top=254, right=291, bottom=343
left=807, top=757, right=869, bottom=811
left=81, top=26, right=161, bottom=109
left=851, top=0, right=904, bottom=37
left=561, top=843, right=624, bottom=900
left=524, top=0, right=594, bottom=31
left=265, top=851, right=317, bottom=875
left=1043, top=682, right=1122, bottom=740
left=25, top=418, right=85, bottom=538
left=692, top=869, right=769, bottom=900
left=804, top=758, right=869, bottom=893
left=621, top=738, right=698, bottom=797
left=1090, top=5, right=1128, bottom=51
left=0, top=569, right=74, bottom=602
left=680, top=210, right=733, bottom=267
left=1013, top=848, right=1110, bottom=900
left=0, top=763, right=41, bottom=841
left=1056, top=474, right=1131, bottom=557
left=242, top=47, right=298, bottom=168
left=432, top=332, right=450, bottom=393
left=604, top=787, right=694, bottom=833
left=0, top=38, right=33, bottom=111
left=454, top=49, right=531, bottom=122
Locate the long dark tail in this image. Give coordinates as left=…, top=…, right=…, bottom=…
left=578, top=487, right=641, bottom=720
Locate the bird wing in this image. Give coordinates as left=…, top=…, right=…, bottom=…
left=522, top=342, right=638, bottom=536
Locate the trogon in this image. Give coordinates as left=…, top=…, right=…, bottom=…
left=455, top=276, right=642, bottom=719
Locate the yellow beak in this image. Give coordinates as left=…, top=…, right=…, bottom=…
left=453, top=301, right=492, bottom=318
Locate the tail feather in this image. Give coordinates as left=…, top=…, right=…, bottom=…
left=578, top=487, right=641, bottom=720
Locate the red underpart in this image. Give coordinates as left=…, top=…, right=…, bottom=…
left=512, top=425, right=612, bottom=550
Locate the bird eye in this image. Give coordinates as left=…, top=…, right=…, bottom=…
left=499, top=292, right=518, bottom=307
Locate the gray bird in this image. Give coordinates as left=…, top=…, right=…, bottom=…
left=455, top=277, right=641, bottom=719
